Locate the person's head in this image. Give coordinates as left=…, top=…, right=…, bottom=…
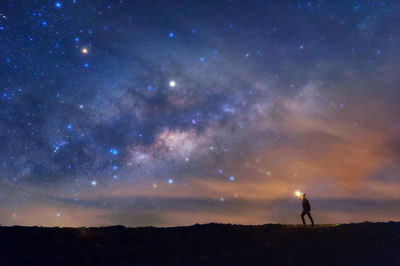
left=301, top=193, right=306, bottom=199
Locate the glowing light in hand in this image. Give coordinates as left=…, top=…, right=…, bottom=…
left=295, top=190, right=302, bottom=197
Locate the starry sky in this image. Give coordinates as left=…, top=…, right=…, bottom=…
left=1, top=0, right=400, bottom=227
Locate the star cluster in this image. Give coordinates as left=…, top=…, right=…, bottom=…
left=1, top=0, right=400, bottom=226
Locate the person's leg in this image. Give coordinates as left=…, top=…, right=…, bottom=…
left=301, top=211, right=306, bottom=225
left=307, top=212, right=314, bottom=226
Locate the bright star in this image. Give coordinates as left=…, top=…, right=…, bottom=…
left=109, top=149, right=118, bottom=155
left=81, top=47, right=88, bottom=54
left=169, top=81, right=176, bottom=87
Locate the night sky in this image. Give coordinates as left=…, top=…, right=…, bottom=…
left=1, top=0, right=400, bottom=227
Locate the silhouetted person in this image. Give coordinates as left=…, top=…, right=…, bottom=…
left=300, top=193, right=314, bottom=226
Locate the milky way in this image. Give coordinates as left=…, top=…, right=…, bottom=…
left=1, top=0, right=400, bottom=226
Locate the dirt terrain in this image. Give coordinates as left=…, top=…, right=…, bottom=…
left=1, top=222, right=399, bottom=265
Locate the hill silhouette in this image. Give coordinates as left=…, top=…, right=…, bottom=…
left=1, top=222, right=399, bottom=265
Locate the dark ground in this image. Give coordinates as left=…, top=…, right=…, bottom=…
left=1, top=222, right=400, bottom=265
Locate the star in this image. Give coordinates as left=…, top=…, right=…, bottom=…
left=81, top=47, right=89, bottom=54
left=109, top=149, right=118, bottom=155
